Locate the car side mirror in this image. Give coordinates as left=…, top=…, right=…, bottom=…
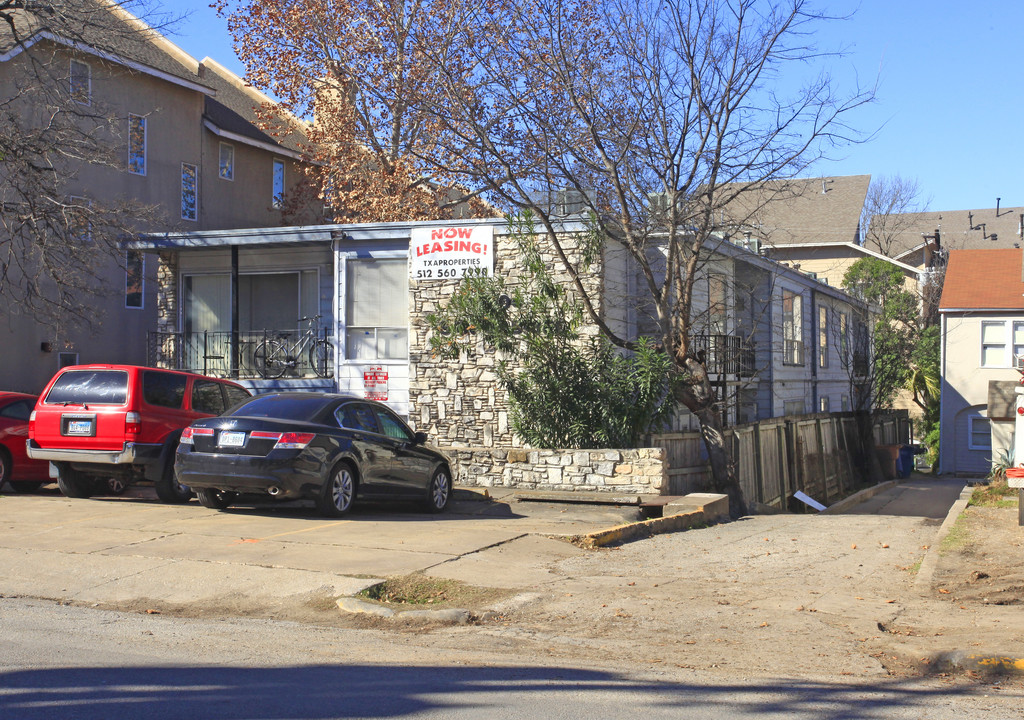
left=413, top=431, right=428, bottom=445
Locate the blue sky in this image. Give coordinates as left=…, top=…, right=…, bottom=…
left=167, top=0, right=1023, bottom=213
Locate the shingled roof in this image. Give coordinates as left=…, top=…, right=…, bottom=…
left=198, top=59, right=308, bottom=157
left=0, top=0, right=210, bottom=92
left=874, top=206, right=1024, bottom=261
left=720, top=174, right=870, bottom=247
left=939, top=248, right=1024, bottom=311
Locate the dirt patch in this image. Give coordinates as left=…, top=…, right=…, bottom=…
left=930, top=488, right=1024, bottom=606
left=358, top=573, right=515, bottom=610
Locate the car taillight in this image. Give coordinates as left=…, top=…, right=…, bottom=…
left=125, top=412, right=141, bottom=437
left=28, top=410, right=35, bottom=437
left=180, top=426, right=213, bottom=445
left=249, top=431, right=315, bottom=450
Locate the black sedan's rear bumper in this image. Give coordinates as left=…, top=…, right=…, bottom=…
left=174, top=449, right=324, bottom=500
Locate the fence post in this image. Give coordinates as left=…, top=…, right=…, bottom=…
left=816, top=417, right=828, bottom=506
left=752, top=423, right=764, bottom=507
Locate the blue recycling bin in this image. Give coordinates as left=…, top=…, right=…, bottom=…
left=897, top=445, right=914, bottom=478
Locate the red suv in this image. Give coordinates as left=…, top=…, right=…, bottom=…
left=28, top=365, right=251, bottom=503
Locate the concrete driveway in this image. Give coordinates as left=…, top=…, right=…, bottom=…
left=0, top=484, right=642, bottom=609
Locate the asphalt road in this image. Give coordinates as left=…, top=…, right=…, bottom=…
left=2, top=598, right=1020, bottom=720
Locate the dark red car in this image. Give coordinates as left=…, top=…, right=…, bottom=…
left=0, top=392, right=50, bottom=493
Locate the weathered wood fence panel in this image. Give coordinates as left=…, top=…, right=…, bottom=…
left=648, top=410, right=910, bottom=510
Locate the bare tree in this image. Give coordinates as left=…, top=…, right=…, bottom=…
left=416, top=0, right=873, bottom=515
left=0, top=0, right=174, bottom=332
left=861, top=175, right=929, bottom=257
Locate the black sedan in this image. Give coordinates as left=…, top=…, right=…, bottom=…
left=174, top=392, right=452, bottom=517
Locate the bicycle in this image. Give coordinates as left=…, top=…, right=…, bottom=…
left=253, top=315, right=334, bottom=379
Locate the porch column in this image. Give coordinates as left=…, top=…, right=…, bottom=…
left=231, top=245, right=239, bottom=378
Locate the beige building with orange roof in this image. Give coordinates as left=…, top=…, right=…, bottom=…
left=938, top=248, right=1024, bottom=475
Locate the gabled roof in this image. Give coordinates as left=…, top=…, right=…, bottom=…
left=721, top=174, right=870, bottom=247
left=879, top=206, right=1024, bottom=261
left=939, top=249, right=1024, bottom=311
left=0, top=0, right=211, bottom=93
left=199, top=59, right=308, bottom=159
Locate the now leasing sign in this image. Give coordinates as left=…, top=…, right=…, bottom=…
left=410, top=225, right=494, bottom=280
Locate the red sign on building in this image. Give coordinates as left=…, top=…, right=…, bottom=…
left=363, top=366, right=389, bottom=401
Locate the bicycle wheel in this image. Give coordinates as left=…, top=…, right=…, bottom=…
left=310, top=339, right=334, bottom=377
left=254, top=339, right=286, bottom=378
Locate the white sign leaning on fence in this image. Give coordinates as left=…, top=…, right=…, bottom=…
left=410, top=225, right=494, bottom=280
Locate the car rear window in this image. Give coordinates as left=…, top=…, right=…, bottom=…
left=45, top=370, right=129, bottom=405
left=227, top=395, right=329, bottom=422
left=143, top=371, right=187, bottom=409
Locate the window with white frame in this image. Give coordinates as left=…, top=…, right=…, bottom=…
left=784, top=400, right=806, bottom=415
left=181, top=163, right=198, bottom=221
left=818, top=305, right=829, bottom=368
left=819, top=396, right=830, bottom=412
left=980, top=320, right=1024, bottom=367
left=128, top=114, right=146, bottom=175
left=272, top=158, right=285, bottom=208
left=70, top=59, right=90, bottom=104
left=841, top=394, right=850, bottom=411
left=782, top=289, right=803, bottom=365
left=345, top=258, right=408, bottom=360
left=968, top=414, right=991, bottom=450
left=125, top=251, right=144, bottom=309
left=219, top=143, right=234, bottom=180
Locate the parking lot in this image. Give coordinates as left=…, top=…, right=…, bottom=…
left=0, top=484, right=642, bottom=612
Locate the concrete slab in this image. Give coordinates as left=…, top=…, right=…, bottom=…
left=425, top=535, right=585, bottom=588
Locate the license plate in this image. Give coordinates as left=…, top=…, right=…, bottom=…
left=67, top=420, right=93, bottom=436
left=218, top=431, right=246, bottom=447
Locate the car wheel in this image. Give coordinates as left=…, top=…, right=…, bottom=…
left=154, top=460, right=192, bottom=504
left=105, top=477, right=129, bottom=495
left=196, top=487, right=236, bottom=510
left=0, top=448, right=10, bottom=490
left=316, top=464, right=355, bottom=518
left=424, top=467, right=451, bottom=513
left=57, top=465, right=96, bottom=499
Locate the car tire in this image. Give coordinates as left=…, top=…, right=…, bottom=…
left=196, top=487, right=236, bottom=510
left=154, top=460, right=192, bottom=504
left=424, top=467, right=451, bottom=513
left=316, top=463, right=355, bottom=518
left=57, top=464, right=96, bottom=499
left=0, top=448, right=10, bottom=490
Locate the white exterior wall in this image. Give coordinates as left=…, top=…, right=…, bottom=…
left=940, top=311, right=1024, bottom=475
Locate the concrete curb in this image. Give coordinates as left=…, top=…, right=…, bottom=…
left=913, top=484, right=974, bottom=591
left=922, top=651, right=1024, bottom=677
left=821, top=480, right=898, bottom=514
left=569, top=509, right=710, bottom=548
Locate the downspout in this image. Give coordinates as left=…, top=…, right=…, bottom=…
left=810, top=291, right=819, bottom=413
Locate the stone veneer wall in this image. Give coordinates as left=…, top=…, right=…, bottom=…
left=408, top=226, right=605, bottom=448
left=445, top=447, right=668, bottom=495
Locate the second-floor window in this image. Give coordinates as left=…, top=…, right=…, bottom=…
left=980, top=320, right=1024, bottom=368
left=181, top=163, right=198, bottom=221
left=782, top=289, right=803, bottom=365
left=708, top=273, right=727, bottom=334
left=818, top=305, right=829, bottom=368
left=70, top=59, right=90, bottom=104
left=272, top=159, right=285, bottom=208
left=128, top=114, right=146, bottom=175
left=219, top=143, right=234, bottom=180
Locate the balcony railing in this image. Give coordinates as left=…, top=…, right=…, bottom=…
left=147, top=329, right=334, bottom=379
left=694, top=334, right=757, bottom=377
left=783, top=338, right=805, bottom=366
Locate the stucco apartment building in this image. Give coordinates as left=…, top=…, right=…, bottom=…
left=938, top=248, right=1024, bottom=476
left=0, top=0, right=321, bottom=394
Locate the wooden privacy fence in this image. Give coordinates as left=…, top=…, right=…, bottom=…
left=647, top=411, right=911, bottom=510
